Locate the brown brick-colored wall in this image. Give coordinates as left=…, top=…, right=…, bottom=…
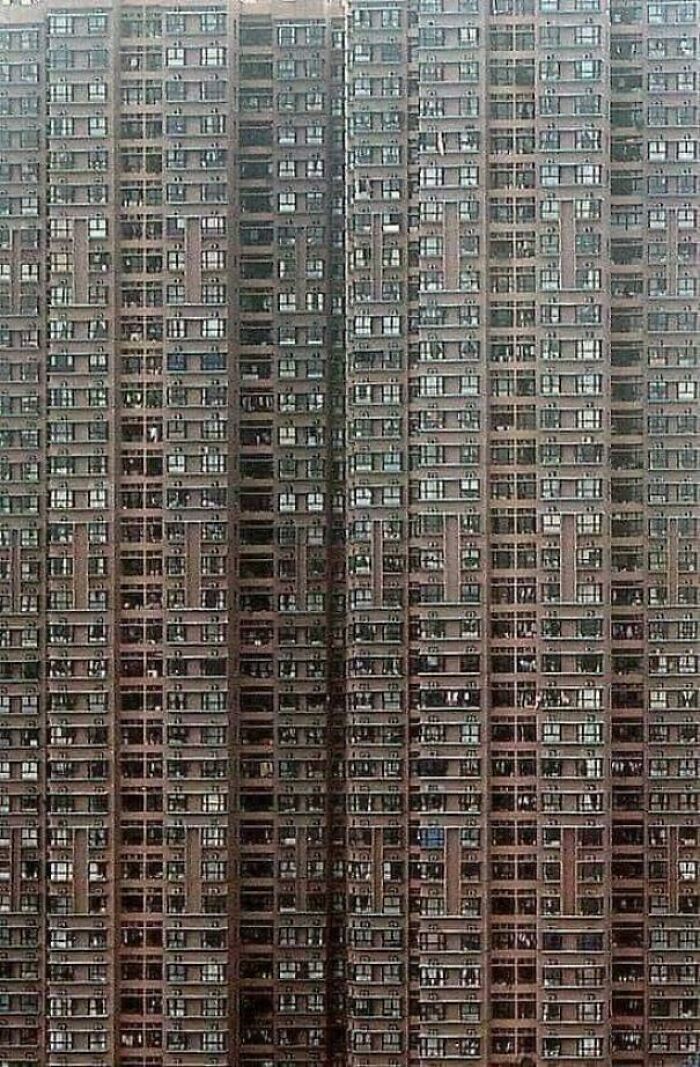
left=0, top=1, right=697, bottom=1065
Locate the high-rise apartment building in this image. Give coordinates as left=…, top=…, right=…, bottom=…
left=0, top=0, right=697, bottom=1065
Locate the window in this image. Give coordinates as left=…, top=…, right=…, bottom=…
left=88, top=218, right=108, bottom=240
left=165, top=46, right=185, bottom=67
left=576, top=163, right=602, bottom=185
left=49, top=861, right=73, bottom=882
left=48, top=14, right=75, bottom=33
left=201, top=46, right=226, bottom=66
left=199, top=961, right=225, bottom=984
left=575, top=58, right=601, bottom=79
left=460, top=165, right=479, bottom=187
left=201, top=318, right=225, bottom=339
left=49, top=1033, right=73, bottom=1052
left=541, top=164, right=560, bottom=186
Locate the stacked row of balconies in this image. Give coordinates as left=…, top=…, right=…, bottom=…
left=235, top=8, right=347, bottom=1066
left=0, top=32, right=44, bottom=1062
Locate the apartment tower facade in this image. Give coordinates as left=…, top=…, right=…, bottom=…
left=0, top=0, right=697, bottom=1065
